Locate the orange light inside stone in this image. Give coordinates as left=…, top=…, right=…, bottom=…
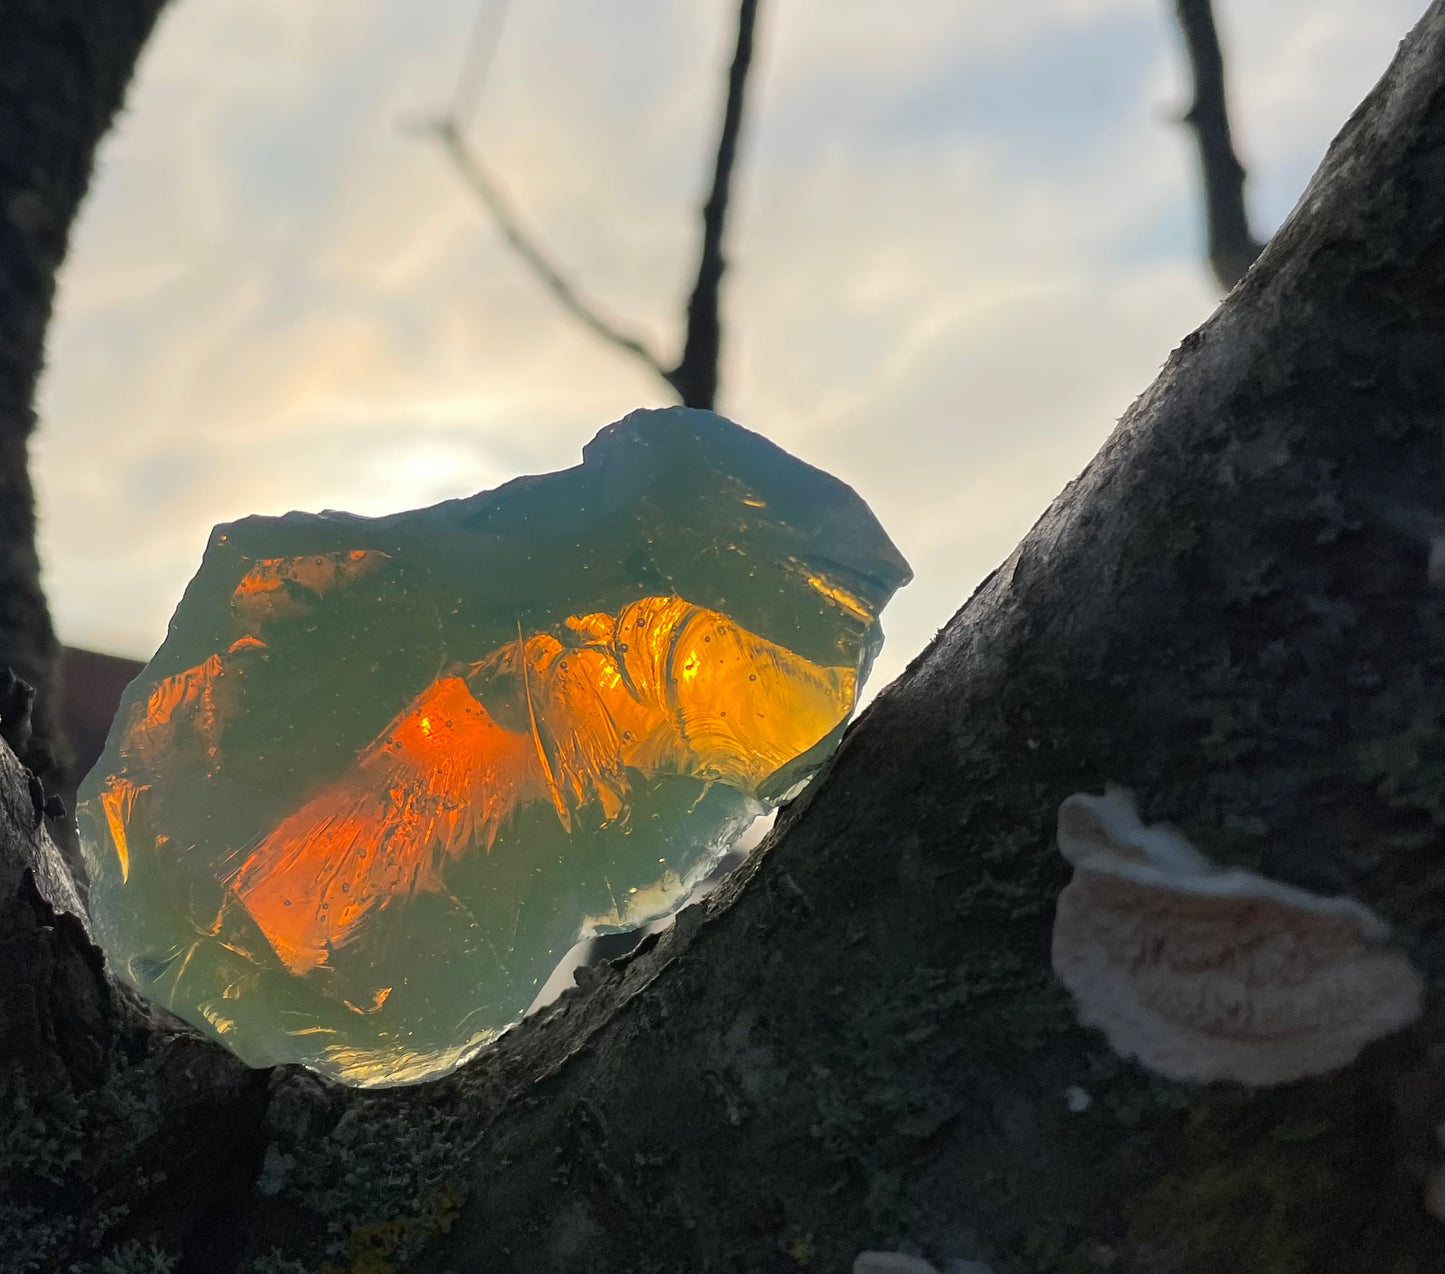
left=126, top=654, right=228, bottom=763
left=194, top=595, right=854, bottom=976
left=99, top=776, right=146, bottom=882
left=229, top=674, right=543, bottom=973
left=76, top=408, right=913, bottom=1086
left=231, top=550, right=392, bottom=624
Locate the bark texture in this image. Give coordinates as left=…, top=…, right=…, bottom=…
left=0, top=0, right=170, bottom=794
left=0, top=3, right=1441, bottom=1273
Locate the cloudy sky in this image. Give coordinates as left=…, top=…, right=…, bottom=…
left=35, top=0, right=1425, bottom=701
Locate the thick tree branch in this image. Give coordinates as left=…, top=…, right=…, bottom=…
left=2, top=3, right=1441, bottom=1271
left=1173, top=0, right=1266, bottom=291
left=0, top=0, right=170, bottom=792
left=312, top=8, right=1441, bottom=1268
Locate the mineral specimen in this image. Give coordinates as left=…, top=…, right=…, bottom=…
left=78, top=408, right=911, bottom=1085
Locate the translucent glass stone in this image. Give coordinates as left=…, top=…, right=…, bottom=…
left=77, top=409, right=911, bottom=1085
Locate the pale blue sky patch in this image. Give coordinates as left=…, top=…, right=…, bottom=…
left=34, top=0, right=1428, bottom=701
left=869, top=16, right=1163, bottom=166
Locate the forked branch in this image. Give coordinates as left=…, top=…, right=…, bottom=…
left=427, top=0, right=762, bottom=409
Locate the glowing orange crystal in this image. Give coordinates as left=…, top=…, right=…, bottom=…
left=78, top=409, right=910, bottom=1084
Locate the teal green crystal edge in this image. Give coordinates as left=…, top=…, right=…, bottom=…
left=78, top=408, right=912, bottom=1086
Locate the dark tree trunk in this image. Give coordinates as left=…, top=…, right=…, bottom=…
left=0, top=0, right=170, bottom=794
left=0, top=3, right=1441, bottom=1273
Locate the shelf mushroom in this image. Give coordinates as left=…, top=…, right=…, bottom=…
left=1050, top=788, right=1423, bottom=1085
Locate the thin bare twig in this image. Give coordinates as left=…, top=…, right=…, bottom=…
left=429, top=117, right=671, bottom=381
left=450, top=0, right=512, bottom=128
left=425, top=0, right=762, bottom=409
left=1173, top=0, right=1265, bottom=292
left=664, top=0, right=760, bottom=409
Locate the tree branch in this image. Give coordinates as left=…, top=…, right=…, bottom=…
left=1173, top=0, right=1265, bottom=291
left=5, top=3, right=1441, bottom=1270
left=427, top=117, right=672, bottom=383
left=664, top=0, right=760, bottom=410
left=0, top=0, right=171, bottom=794
left=427, top=0, right=763, bottom=410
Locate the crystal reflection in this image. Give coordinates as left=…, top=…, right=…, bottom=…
left=90, top=585, right=857, bottom=1084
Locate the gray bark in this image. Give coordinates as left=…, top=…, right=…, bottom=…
left=1, top=2, right=1441, bottom=1272
left=0, top=0, right=171, bottom=795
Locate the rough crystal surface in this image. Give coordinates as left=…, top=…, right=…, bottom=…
left=78, top=408, right=911, bottom=1085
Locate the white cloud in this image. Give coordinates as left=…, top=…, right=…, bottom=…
left=35, top=0, right=1421, bottom=691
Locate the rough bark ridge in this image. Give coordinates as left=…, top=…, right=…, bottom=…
left=0, top=4, right=1441, bottom=1273
left=0, top=0, right=170, bottom=793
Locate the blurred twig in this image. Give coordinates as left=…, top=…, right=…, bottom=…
left=1172, top=0, right=1264, bottom=291
left=422, top=0, right=762, bottom=409
left=427, top=117, right=672, bottom=380
left=450, top=0, right=512, bottom=128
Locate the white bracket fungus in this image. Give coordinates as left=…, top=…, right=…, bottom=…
left=1050, top=788, right=1423, bottom=1085
left=853, top=1254, right=941, bottom=1274
left=853, top=1254, right=994, bottom=1274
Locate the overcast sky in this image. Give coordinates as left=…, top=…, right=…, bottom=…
left=35, top=0, right=1425, bottom=701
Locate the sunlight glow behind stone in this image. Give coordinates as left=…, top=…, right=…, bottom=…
left=78, top=408, right=911, bottom=1085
